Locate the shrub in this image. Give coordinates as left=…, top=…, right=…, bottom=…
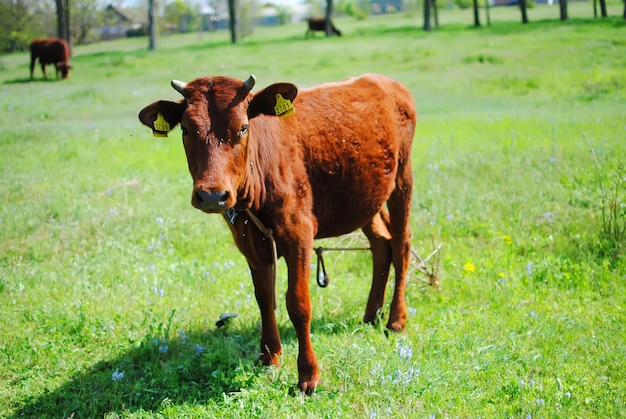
left=586, top=137, right=625, bottom=261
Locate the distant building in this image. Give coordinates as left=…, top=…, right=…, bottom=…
left=365, top=0, right=404, bottom=14
left=98, top=4, right=147, bottom=40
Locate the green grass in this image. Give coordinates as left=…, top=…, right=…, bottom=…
left=1, top=4, right=625, bottom=417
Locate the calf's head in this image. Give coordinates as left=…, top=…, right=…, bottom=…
left=138, top=74, right=297, bottom=213
left=56, top=62, right=71, bottom=79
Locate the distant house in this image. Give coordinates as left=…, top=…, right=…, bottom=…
left=199, top=4, right=230, bottom=31
left=367, top=0, right=403, bottom=14
left=199, top=1, right=311, bottom=31
left=98, top=4, right=147, bottom=40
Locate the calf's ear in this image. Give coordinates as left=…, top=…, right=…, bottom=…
left=248, top=83, right=298, bottom=119
left=138, top=100, right=185, bottom=137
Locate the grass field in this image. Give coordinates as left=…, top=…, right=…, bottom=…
left=1, top=4, right=625, bottom=417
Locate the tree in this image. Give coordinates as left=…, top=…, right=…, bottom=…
left=55, top=0, right=70, bottom=42
left=148, top=0, right=156, bottom=49
left=473, top=0, right=481, bottom=27
left=423, top=0, right=438, bottom=31
left=0, top=0, right=48, bottom=51
left=325, top=0, right=333, bottom=36
left=599, top=0, right=607, bottom=17
left=558, top=0, right=567, bottom=21
left=227, top=0, right=238, bottom=43
left=484, top=0, right=491, bottom=26
left=424, top=0, right=432, bottom=31
left=519, top=0, right=529, bottom=24
left=71, top=0, right=104, bottom=44
left=164, top=0, right=199, bottom=33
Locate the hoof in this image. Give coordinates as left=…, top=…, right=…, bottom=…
left=259, top=350, right=281, bottom=367
left=386, top=320, right=406, bottom=332
left=298, top=376, right=321, bottom=395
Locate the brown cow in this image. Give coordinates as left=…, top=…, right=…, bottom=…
left=29, top=38, right=72, bottom=80
left=138, top=73, right=416, bottom=393
left=305, top=17, right=342, bottom=37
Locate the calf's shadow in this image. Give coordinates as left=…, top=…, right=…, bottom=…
left=11, top=317, right=344, bottom=417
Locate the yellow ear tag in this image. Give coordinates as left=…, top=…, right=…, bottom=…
left=274, top=93, right=295, bottom=119
left=152, top=112, right=170, bottom=137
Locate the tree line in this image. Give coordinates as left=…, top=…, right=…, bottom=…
left=1, top=0, right=624, bottom=53
left=0, top=0, right=201, bottom=52
left=423, top=0, right=621, bottom=29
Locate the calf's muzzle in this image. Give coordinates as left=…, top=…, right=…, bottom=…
left=194, top=189, right=230, bottom=212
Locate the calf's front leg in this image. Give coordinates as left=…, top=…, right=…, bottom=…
left=250, top=264, right=282, bottom=366
left=284, top=243, right=319, bottom=394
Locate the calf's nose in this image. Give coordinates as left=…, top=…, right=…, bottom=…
left=195, top=190, right=230, bottom=211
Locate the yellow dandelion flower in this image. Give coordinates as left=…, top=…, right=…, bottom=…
left=463, top=262, right=476, bottom=273
left=502, top=235, right=512, bottom=245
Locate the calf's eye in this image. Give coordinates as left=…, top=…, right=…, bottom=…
left=238, top=124, right=248, bottom=137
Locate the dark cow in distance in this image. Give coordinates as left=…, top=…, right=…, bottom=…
left=305, top=17, right=341, bottom=37
left=30, top=38, right=72, bottom=80
left=138, top=73, right=416, bottom=393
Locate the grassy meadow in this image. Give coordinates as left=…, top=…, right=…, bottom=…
left=1, top=4, right=625, bottom=417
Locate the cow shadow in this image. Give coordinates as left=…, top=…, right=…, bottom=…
left=10, top=316, right=348, bottom=417
left=3, top=77, right=61, bottom=85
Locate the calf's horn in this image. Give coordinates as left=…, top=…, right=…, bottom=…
left=171, top=79, right=187, bottom=95
left=242, top=74, right=256, bottom=93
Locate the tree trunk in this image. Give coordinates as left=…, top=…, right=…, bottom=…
left=593, top=0, right=598, bottom=17
left=55, top=0, right=70, bottom=42
left=228, top=0, right=238, bottom=43
left=424, top=0, right=432, bottom=31
left=519, top=0, right=529, bottom=24
left=325, top=0, right=333, bottom=36
left=559, top=0, right=568, bottom=20
left=432, top=0, right=439, bottom=27
left=485, top=0, right=491, bottom=26
left=473, top=0, right=481, bottom=26
left=148, top=0, right=156, bottom=50
left=65, top=1, right=70, bottom=41
left=599, top=0, right=607, bottom=17
left=623, top=0, right=626, bottom=19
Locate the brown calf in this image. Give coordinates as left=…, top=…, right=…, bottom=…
left=138, top=73, right=416, bottom=393
left=29, top=38, right=72, bottom=80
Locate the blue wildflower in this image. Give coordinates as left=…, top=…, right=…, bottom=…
left=398, top=344, right=413, bottom=360
left=526, top=262, right=534, bottom=276
left=111, top=369, right=125, bottom=381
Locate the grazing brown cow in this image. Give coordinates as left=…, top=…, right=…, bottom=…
left=138, top=73, right=416, bottom=393
left=29, top=38, right=72, bottom=80
left=305, top=17, right=342, bottom=37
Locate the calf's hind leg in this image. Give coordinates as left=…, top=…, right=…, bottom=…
left=362, top=209, right=393, bottom=325
left=385, top=159, right=413, bottom=332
